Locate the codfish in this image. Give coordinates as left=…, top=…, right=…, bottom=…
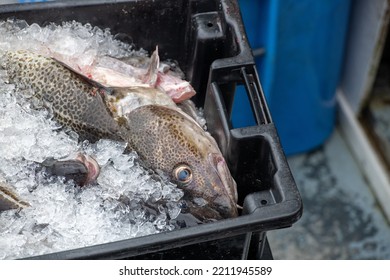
left=1, top=50, right=238, bottom=220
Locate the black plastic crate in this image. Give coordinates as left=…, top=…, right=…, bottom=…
left=0, top=0, right=302, bottom=259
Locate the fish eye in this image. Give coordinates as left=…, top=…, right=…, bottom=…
left=173, top=165, right=193, bottom=186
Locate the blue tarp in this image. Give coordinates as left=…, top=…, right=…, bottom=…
left=235, top=0, right=351, bottom=155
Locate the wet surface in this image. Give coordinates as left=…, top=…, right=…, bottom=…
left=267, top=128, right=390, bottom=259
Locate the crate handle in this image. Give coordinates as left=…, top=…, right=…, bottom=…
left=240, top=66, right=271, bottom=125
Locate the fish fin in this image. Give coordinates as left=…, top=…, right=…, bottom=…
left=143, top=46, right=160, bottom=86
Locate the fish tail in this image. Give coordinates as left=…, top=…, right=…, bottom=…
left=0, top=182, right=30, bottom=212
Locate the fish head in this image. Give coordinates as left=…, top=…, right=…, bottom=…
left=171, top=152, right=238, bottom=221
left=126, top=105, right=238, bottom=221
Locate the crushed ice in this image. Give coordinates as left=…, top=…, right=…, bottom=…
left=0, top=19, right=135, bottom=61
left=0, top=20, right=190, bottom=260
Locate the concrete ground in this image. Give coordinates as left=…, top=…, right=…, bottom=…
left=267, top=128, right=390, bottom=259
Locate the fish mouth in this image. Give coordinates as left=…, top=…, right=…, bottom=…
left=208, top=153, right=238, bottom=219
left=75, top=154, right=100, bottom=185
left=42, top=154, right=100, bottom=186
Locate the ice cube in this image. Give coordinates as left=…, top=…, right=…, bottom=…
left=28, top=23, right=42, bottom=40
left=154, top=217, right=167, bottom=230
left=94, top=139, right=127, bottom=166
left=166, top=201, right=182, bottom=219
left=112, top=152, right=136, bottom=171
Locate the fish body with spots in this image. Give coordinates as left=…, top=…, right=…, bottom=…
left=3, top=50, right=125, bottom=143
